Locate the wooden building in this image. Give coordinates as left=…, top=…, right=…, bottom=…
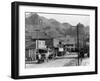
left=25, top=30, right=53, bottom=61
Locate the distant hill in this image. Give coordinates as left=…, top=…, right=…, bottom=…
left=84, top=26, right=89, bottom=34
left=25, top=13, right=89, bottom=43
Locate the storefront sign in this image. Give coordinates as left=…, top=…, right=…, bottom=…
left=36, top=40, right=46, bottom=49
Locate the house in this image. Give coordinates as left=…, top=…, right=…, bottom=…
left=53, top=36, right=76, bottom=52
left=63, top=36, right=76, bottom=52
left=31, top=30, right=53, bottom=48
left=25, top=42, right=36, bottom=61
left=25, top=30, right=53, bottom=61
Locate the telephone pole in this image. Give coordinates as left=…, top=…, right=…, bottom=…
left=77, top=23, right=80, bottom=66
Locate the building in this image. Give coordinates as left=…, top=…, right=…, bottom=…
left=25, top=30, right=53, bottom=61
left=63, top=36, right=76, bottom=52
left=53, top=36, right=76, bottom=52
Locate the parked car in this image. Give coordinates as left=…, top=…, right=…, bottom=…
left=36, top=48, right=54, bottom=63
left=36, top=49, right=46, bottom=63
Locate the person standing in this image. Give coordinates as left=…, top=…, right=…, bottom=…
left=58, top=42, right=64, bottom=56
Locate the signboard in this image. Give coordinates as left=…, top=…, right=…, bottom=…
left=59, top=48, right=64, bottom=52
left=36, top=40, right=46, bottom=49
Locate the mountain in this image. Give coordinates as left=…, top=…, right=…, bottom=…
left=62, top=23, right=72, bottom=29
left=84, top=26, right=89, bottom=34
left=25, top=13, right=89, bottom=43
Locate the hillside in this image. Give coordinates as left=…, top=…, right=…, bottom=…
left=25, top=13, right=89, bottom=43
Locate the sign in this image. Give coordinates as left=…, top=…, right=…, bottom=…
left=59, top=48, right=64, bottom=52
left=36, top=40, right=46, bottom=49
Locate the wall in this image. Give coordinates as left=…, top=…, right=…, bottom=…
left=0, top=0, right=99, bottom=81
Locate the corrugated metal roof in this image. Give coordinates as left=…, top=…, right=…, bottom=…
left=25, top=42, right=36, bottom=49
left=31, top=30, right=52, bottom=39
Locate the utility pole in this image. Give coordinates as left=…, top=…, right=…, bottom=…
left=77, top=23, right=80, bottom=66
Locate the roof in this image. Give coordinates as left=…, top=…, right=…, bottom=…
left=31, top=30, right=52, bottom=40
left=54, top=36, right=76, bottom=45
left=25, top=32, right=32, bottom=42
left=25, top=42, right=36, bottom=49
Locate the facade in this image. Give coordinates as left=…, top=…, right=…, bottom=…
left=25, top=30, right=53, bottom=61
left=53, top=36, right=76, bottom=52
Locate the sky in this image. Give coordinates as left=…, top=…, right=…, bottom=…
left=26, top=12, right=90, bottom=26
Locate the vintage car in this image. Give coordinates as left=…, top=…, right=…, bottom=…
left=36, top=48, right=54, bottom=63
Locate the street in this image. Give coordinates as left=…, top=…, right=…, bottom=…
left=25, top=52, right=89, bottom=68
